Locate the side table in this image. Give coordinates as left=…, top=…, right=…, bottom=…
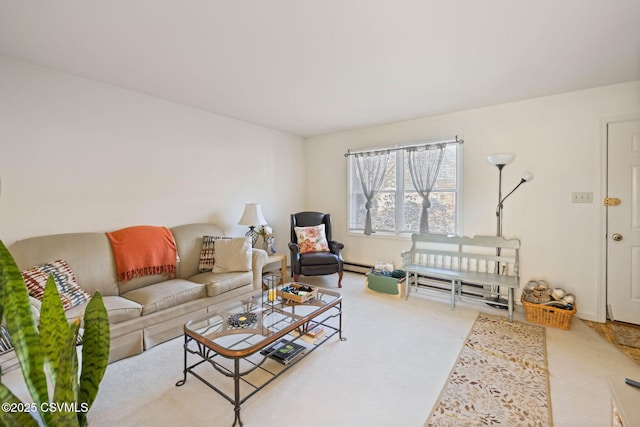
left=263, top=253, right=287, bottom=284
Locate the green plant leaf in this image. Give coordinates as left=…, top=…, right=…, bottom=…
left=0, top=383, right=39, bottom=427
left=50, top=318, right=81, bottom=427
left=0, top=241, right=48, bottom=413
left=77, top=292, right=109, bottom=427
left=1, top=242, right=110, bottom=427
left=39, top=275, right=70, bottom=387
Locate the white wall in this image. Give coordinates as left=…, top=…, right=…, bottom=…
left=3, top=54, right=639, bottom=321
left=305, top=81, right=640, bottom=321
left=0, top=56, right=306, bottom=253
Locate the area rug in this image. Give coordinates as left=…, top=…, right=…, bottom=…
left=426, top=313, right=552, bottom=426
left=610, top=323, right=640, bottom=349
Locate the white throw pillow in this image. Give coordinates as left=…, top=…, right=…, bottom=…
left=198, top=235, right=232, bottom=272
left=212, top=237, right=252, bottom=273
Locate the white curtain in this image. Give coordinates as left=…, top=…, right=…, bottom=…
left=406, top=144, right=445, bottom=233
left=354, top=151, right=390, bottom=235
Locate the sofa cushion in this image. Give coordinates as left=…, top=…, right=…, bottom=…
left=65, top=295, right=142, bottom=325
left=21, top=259, right=91, bottom=310
left=120, top=279, right=206, bottom=315
left=212, top=238, right=252, bottom=273
left=117, top=273, right=170, bottom=295
left=189, top=271, right=253, bottom=297
left=198, top=235, right=232, bottom=272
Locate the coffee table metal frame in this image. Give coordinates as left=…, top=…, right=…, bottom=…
left=175, top=287, right=345, bottom=426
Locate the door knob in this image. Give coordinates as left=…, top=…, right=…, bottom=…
left=612, top=233, right=623, bottom=241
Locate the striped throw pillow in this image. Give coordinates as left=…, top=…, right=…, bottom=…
left=21, top=259, right=90, bottom=310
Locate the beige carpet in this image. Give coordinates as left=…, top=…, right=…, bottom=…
left=4, top=272, right=637, bottom=426
left=426, top=313, right=551, bottom=426
left=81, top=274, right=481, bottom=427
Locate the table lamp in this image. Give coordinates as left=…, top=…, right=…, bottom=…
left=238, top=203, right=267, bottom=247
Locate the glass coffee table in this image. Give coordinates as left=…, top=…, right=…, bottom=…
left=175, top=284, right=345, bottom=426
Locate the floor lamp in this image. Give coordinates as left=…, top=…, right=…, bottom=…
left=487, top=153, right=534, bottom=306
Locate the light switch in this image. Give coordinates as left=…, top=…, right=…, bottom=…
left=571, top=192, right=593, bottom=203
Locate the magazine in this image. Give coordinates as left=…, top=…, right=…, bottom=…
left=260, top=339, right=305, bottom=365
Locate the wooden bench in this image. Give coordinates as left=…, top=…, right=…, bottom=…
left=401, top=233, right=520, bottom=321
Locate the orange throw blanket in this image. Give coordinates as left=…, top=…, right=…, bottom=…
left=106, top=225, right=177, bottom=282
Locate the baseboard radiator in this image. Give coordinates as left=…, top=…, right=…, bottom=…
left=343, top=261, right=373, bottom=275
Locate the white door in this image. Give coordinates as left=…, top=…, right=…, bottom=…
left=607, top=118, right=640, bottom=325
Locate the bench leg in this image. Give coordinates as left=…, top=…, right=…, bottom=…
left=450, top=279, right=456, bottom=311
left=508, top=288, right=514, bottom=322
left=404, top=271, right=410, bottom=300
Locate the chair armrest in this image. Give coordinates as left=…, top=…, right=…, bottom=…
left=288, top=243, right=301, bottom=275
left=288, top=242, right=300, bottom=254
left=329, top=241, right=344, bottom=256
left=400, top=250, right=413, bottom=265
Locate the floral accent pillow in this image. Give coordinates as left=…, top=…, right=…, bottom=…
left=21, top=259, right=91, bottom=310
left=294, top=224, right=330, bottom=254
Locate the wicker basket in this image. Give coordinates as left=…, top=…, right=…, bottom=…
left=521, top=296, right=577, bottom=330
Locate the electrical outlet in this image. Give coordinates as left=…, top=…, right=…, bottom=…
left=571, top=192, right=593, bottom=203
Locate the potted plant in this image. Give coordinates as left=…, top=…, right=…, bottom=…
left=0, top=241, right=110, bottom=426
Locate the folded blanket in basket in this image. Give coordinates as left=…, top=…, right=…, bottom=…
left=106, top=225, right=177, bottom=282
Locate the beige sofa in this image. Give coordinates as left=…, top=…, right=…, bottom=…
left=7, top=223, right=267, bottom=363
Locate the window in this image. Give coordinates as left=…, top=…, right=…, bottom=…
left=348, top=143, right=460, bottom=235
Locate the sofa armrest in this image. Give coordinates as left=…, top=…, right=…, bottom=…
left=251, top=248, right=268, bottom=291
left=29, top=296, right=41, bottom=323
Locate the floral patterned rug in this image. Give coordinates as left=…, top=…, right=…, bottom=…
left=426, top=313, right=552, bottom=426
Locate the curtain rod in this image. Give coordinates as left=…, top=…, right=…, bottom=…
left=344, top=135, right=463, bottom=157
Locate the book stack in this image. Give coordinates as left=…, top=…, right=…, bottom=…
left=260, top=339, right=305, bottom=365
left=302, top=326, right=325, bottom=344
left=291, top=324, right=326, bottom=344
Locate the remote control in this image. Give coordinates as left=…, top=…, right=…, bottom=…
left=624, top=378, right=640, bottom=388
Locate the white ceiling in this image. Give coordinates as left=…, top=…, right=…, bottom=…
left=1, top=1, right=639, bottom=137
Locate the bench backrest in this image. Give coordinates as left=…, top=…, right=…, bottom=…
left=402, top=233, right=520, bottom=277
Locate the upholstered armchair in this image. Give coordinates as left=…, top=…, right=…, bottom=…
left=289, top=211, right=344, bottom=287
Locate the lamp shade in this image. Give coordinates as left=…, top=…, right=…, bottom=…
left=238, top=203, right=267, bottom=226
left=487, top=153, right=515, bottom=166
left=521, top=171, right=534, bottom=182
